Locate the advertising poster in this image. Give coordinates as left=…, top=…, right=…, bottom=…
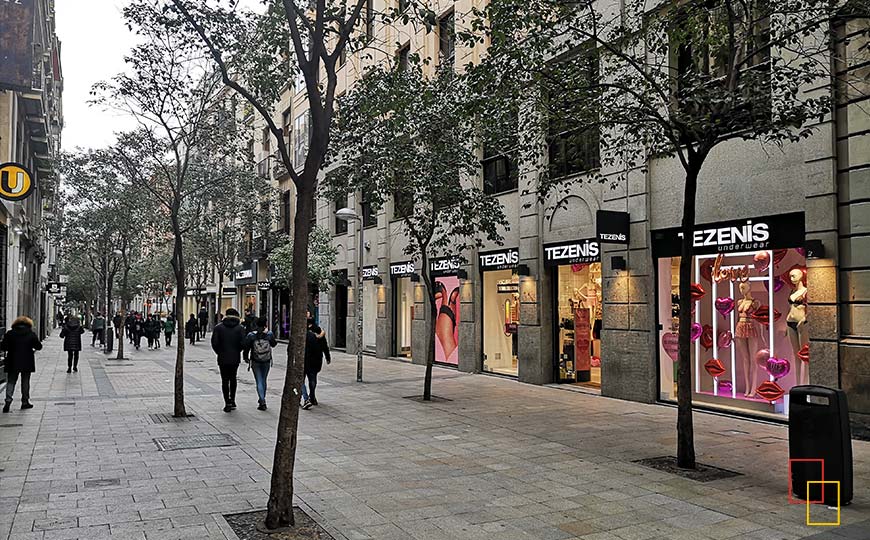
left=574, top=306, right=591, bottom=372
left=435, top=275, right=460, bottom=365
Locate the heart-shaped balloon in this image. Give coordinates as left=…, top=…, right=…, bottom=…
left=718, top=380, right=733, bottom=393
left=690, top=283, right=706, bottom=302
left=704, top=358, right=726, bottom=378
left=753, top=251, right=771, bottom=274
left=797, top=344, right=809, bottom=362
left=755, top=348, right=771, bottom=369
left=795, top=247, right=806, bottom=258
left=762, top=276, right=785, bottom=293
left=700, top=259, right=714, bottom=282
left=700, top=324, right=714, bottom=351
left=756, top=380, right=785, bottom=401
left=766, top=357, right=790, bottom=379
left=715, top=297, right=735, bottom=317
left=662, top=333, right=679, bottom=361
left=691, top=323, right=703, bottom=342
left=590, top=356, right=601, bottom=367
left=773, top=249, right=788, bottom=267
left=717, top=330, right=733, bottom=349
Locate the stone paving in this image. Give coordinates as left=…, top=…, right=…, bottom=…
left=0, top=332, right=868, bottom=540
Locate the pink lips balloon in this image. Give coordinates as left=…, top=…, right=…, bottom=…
left=691, top=323, right=703, bottom=342
left=766, top=357, right=791, bottom=379
left=755, top=348, right=770, bottom=369
left=754, top=251, right=771, bottom=274
left=717, top=330, right=733, bottom=349
left=715, top=297, right=735, bottom=317
left=662, top=333, right=679, bottom=361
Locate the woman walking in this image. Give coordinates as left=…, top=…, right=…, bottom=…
left=243, top=316, right=277, bottom=411
left=164, top=316, right=175, bottom=346
left=1, top=316, right=42, bottom=412
left=60, top=316, right=85, bottom=373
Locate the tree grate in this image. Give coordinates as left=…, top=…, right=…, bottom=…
left=633, top=456, right=742, bottom=482
left=153, top=433, right=238, bottom=451
left=148, top=413, right=198, bottom=424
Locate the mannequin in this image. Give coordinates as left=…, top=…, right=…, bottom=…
left=734, top=281, right=760, bottom=397
left=786, top=267, right=809, bottom=386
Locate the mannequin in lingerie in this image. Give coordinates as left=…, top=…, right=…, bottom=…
left=734, top=281, right=760, bottom=398
left=786, top=268, right=809, bottom=386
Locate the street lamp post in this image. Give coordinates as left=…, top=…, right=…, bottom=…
left=336, top=206, right=364, bottom=383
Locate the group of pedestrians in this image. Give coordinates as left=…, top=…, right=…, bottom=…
left=124, top=311, right=175, bottom=350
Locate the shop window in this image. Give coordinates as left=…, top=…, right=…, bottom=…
left=546, top=48, right=600, bottom=179
left=334, top=192, right=348, bottom=235
left=434, top=274, right=460, bottom=365
left=482, top=271, right=519, bottom=376
left=361, top=192, right=377, bottom=228
left=656, top=248, right=808, bottom=418
left=482, top=149, right=518, bottom=195
left=555, top=263, right=603, bottom=385
left=438, top=11, right=455, bottom=70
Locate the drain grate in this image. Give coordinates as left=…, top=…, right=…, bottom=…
left=54, top=402, right=76, bottom=406
left=153, top=433, right=239, bottom=451
left=0, top=424, right=24, bottom=428
left=83, top=478, right=120, bottom=488
left=147, top=413, right=198, bottom=424
left=711, top=429, right=750, bottom=436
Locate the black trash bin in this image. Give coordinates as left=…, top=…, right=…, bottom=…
left=789, top=385, right=852, bottom=506
left=104, top=327, right=114, bottom=354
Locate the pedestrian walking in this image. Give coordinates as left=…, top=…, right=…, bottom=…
left=1, top=316, right=42, bottom=412
left=243, top=316, right=277, bottom=411
left=91, top=312, right=106, bottom=347
left=198, top=306, right=209, bottom=339
left=164, top=316, right=175, bottom=347
left=185, top=314, right=198, bottom=345
left=60, top=316, right=85, bottom=373
left=132, top=314, right=145, bottom=350
left=125, top=312, right=135, bottom=344
left=301, top=318, right=330, bottom=410
left=152, top=315, right=162, bottom=349
left=210, top=308, right=246, bottom=413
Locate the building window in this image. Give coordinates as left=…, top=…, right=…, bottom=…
left=279, top=190, right=291, bottom=233
left=397, top=43, right=410, bottom=72
left=546, top=48, right=600, bottom=179
left=482, top=149, right=518, bottom=195
left=282, top=109, right=292, bottom=140
left=334, top=192, right=348, bottom=235
left=339, top=44, right=347, bottom=68
left=438, top=11, right=455, bottom=69
left=261, top=127, right=270, bottom=153
left=398, top=0, right=409, bottom=12
left=293, top=112, right=310, bottom=170
left=366, top=0, right=374, bottom=39
left=393, top=188, right=413, bottom=220
left=361, top=192, right=376, bottom=228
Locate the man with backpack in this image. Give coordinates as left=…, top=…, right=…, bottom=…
left=243, top=316, right=277, bottom=411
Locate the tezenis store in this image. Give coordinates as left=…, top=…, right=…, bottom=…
left=653, top=212, right=809, bottom=418
left=390, top=260, right=416, bottom=360
left=544, top=238, right=603, bottom=387
left=430, top=256, right=461, bottom=366
left=479, top=248, right=520, bottom=376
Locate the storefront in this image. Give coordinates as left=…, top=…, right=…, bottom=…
left=544, top=239, right=603, bottom=387
left=220, top=286, right=237, bottom=318
left=480, top=248, right=520, bottom=376
left=390, top=260, right=416, bottom=359
left=361, top=265, right=380, bottom=352
left=257, top=281, right=271, bottom=318
left=430, top=256, right=461, bottom=366
left=234, top=263, right=257, bottom=316
left=652, top=212, right=808, bottom=418
left=332, top=269, right=348, bottom=349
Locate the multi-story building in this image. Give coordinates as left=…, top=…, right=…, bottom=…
left=259, top=2, right=869, bottom=430
left=0, top=0, right=64, bottom=345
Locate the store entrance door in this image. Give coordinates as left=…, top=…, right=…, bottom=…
left=334, top=272, right=348, bottom=349
left=392, top=277, right=413, bottom=359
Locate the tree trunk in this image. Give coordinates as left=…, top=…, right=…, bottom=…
left=171, top=226, right=187, bottom=418
left=676, top=161, right=701, bottom=470
left=264, top=180, right=315, bottom=530
left=421, top=253, right=435, bottom=401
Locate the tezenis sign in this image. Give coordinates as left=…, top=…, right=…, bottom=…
left=389, top=261, right=416, bottom=277
left=361, top=266, right=380, bottom=280
left=596, top=210, right=630, bottom=245
left=652, top=212, right=805, bottom=257
left=479, top=248, right=519, bottom=272
left=543, top=239, right=600, bottom=267
left=429, top=256, right=461, bottom=277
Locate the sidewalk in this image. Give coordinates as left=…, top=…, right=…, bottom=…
left=0, top=334, right=867, bottom=540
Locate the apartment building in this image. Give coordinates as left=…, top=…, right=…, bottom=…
left=252, top=1, right=869, bottom=430
left=0, top=0, right=64, bottom=346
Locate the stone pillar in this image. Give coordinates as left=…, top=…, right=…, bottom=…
left=376, top=273, right=391, bottom=359
left=457, top=270, right=479, bottom=373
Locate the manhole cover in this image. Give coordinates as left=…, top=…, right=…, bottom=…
left=153, top=433, right=239, bottom=451
left=0, top=424, right=24, bottom=428
left=83, top=478, right=120, bottom=488
left=54, top=402, right=76, bottom=406
left=148, top=413, right=198, bottom=424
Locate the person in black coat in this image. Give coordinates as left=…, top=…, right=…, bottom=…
left=60, top=316, right=85, bottom=373
left=211, top=308, right=247, bottom=412
left=301, top=318, right=330, bottom=409
left=2, top=316, right=42, bottom=412
left=185, top=314, right=199, bottom=345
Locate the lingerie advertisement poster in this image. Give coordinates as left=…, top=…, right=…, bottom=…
left=435, top=275, right=460, bottom=365
left=574, top=307, right=591, bottom=373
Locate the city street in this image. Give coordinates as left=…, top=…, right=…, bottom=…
left=0, top=335, right=868, bottom=540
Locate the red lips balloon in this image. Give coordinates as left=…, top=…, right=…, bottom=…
left=704, top=358, right=726, bottom=378
left=751, top=306, right=781, bottom=326
left=690, top=283, right=706, bottom=302
left=773, top=249, right=788, bottom=267
left=797, top=344, right=809, bottom=362
left=756, top=380, right=785, bottom=401
left=700, top=324, right=714, bottom=351
left=700, top=259, right=714, bottom=282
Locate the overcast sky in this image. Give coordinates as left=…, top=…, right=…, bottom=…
left=55, top=0, right=262, bottom=152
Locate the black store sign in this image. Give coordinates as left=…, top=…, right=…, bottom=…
left=361, top=265, right=380, bottom=280
left=390, top=261, right=416, bottom=277
left=222, top=287, right=238, bottom=296
left=479, top=248, right=519, bottom=272
left=596, top=210, right=630, bottom=244
left=257, top=281, right=272, bottom=291
left=234, top=263, right=256, bottom=285
left=652, top=212, right=806, bottom=257
left=543, top=239, right=600, bottom=267
left=429, top=256, right=461, bottom=277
